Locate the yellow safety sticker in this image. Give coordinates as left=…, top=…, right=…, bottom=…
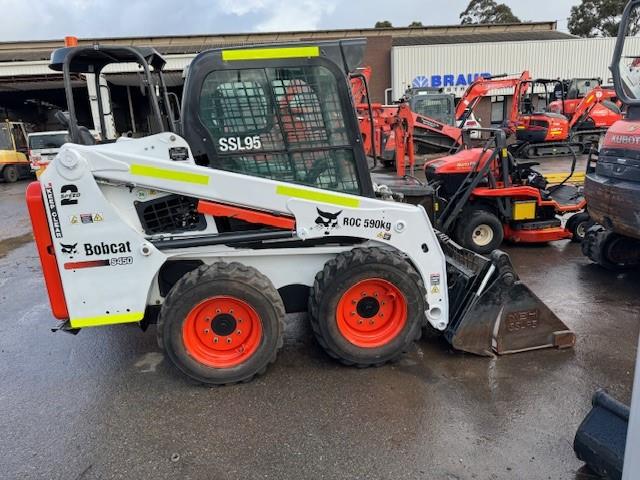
left=70, top=311, right=144, bottom=328
left=130, top=164, right=210, bottom=185
left=222, top=46, right=320, bottom=61
left=276, top=185, right=361, bottom=208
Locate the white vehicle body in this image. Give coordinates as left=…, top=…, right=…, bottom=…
left=37, top=133, right=450, bottom=330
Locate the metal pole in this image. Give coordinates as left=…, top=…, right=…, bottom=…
left=126, top=85, right=137, bottom=134
left=622, top=332, right=640, bottom=479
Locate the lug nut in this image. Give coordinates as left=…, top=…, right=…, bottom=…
left=236, top=330, right=242, bottom=335
left=204, top=329, right=209, bottom=334
left=214, top=337, right=219, bottom=343
left=216, top=309, right=221, bottom=313
left=226, top=338, right=232, bottom=344
left=351, top=312, right=356, bottom=316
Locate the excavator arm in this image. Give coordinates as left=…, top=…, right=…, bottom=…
left=456, top=71, right=532, bottom=126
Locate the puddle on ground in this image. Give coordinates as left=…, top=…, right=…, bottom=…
left=0, top=232, right=33, bottom=259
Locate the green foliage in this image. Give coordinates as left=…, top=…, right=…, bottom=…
left=568, top=0, right=640, bottom=37
left=374, top=20, right=393, bottom=28
left=408, top=21, right=424, bottom=27
left=460, top=0, right=521, bottom=24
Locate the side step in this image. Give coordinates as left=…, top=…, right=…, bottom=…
left=438, top=233, right=575, bottom=355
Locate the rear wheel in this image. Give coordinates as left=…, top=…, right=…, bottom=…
left=566, top=212, right=591, bottom=242
left=3, top=165, right=18, bottom=183
left=457, top=209, right=504, bottom=254
left=158, top=262, right=284, bottom=385
left=308, top=247, right=424, bottom=367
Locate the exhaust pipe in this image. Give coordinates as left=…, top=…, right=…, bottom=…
left=438, top=233, right=575, bottom=356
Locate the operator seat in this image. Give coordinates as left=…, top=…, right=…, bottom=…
left=522, top=97, right=534, bottom=114
left=54, top=110, right=97, bottom=146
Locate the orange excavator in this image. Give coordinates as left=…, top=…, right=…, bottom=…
left=514, top=79, right=623, bottom=158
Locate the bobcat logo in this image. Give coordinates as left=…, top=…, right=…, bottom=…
left=60, top=243, right=78, bottom=255
left=315, top=208, right=342, bottom=235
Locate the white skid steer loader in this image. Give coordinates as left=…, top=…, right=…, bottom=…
left=26, top=40, right=575, bottom=384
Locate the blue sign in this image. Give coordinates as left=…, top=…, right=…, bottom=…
left=412, top=72, right=492, bottom=88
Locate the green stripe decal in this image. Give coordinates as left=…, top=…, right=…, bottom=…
left=222, top=46, right=320, bottom=61
left=276, top=185, right=360, bottom=208
left=70, top=311, right=144, bottom=328
left=130, top=164, right=210, bottom=185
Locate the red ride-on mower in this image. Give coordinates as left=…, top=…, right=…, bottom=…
left=425, top=128, right=590, bottom=254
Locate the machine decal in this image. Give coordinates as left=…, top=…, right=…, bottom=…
left=416, top=116, right=444, bottom=131
left=109, top=256, right=134, bottom=266
left=129, top=164, right=210, bottom=185
left=60, top=242, right=78, bottom=255
left=343, top=217, right=391, bottom=231
left=218, top=136, right=262, bottom=152
left=168, top=146, right=189, bottom=161
left=64, top=259, right=110, bottom=270
left=315, top=208, right=342, bottom=235
left=83, top=241, right=132, bottom=256
left=60, top=184, right=80, bottom=206
left=376, top=231, right=392, bottom=241
left=44, top=183, right=63, bottom=238
left=430, top=273, right=441, bottom=286
left=221, top=46, right=320, bottom=62
left=276, top=185, right=360, bottom=208
left=70, top=213, right=104, bottom=224
left=505, top=309, right=540, bottom=332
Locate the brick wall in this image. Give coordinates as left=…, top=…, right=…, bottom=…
left=363, top=36, right=392, bottom=103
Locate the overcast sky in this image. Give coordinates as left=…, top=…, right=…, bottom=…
left=0, top=0, right=580, bottom=42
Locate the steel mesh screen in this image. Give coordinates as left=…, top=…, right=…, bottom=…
left=199, top=65, right=359, bottom=194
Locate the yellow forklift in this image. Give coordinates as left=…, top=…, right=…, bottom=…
left=0, top=120, right=31, bottom=182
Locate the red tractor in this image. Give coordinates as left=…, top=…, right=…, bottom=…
left=425, top=129, right=589, bottom=253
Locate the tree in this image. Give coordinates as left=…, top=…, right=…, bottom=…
left=409, top=21, right=424, bottom=27
left=460, top=0, right=521, bottom=24
left=374, top=20, right=393, bottom=28
left=568, top=0, right=640, bottom=37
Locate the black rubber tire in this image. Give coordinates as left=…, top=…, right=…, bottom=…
left=582, top=224, right=640, bottom=271
left=157, top=262, right=285, bottom=385
left=457, top=209, right=504, bottom=254
left=3, top=165, right=18, bottom=183
left=566, top=212, right=591, bottom=243
left=308, top=247, right=424, bottom=367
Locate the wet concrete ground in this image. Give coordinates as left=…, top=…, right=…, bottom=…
left=1, top=177, right=638, bottom=480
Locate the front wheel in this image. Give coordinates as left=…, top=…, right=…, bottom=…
left=456, top=210, right=504, bottom=254
left=158, top=262, right=285, bottom=385
left=308, top=247, right=425, bottom=367
left=566, top=212, right=591, bottom=243
left=3, top=165, right=18, bottom=183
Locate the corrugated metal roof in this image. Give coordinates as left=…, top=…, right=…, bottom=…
left=393, top=31, right=575, bottom=46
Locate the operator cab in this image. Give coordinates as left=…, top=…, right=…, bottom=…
left=181, top=39, right=375, bottom=198
left=49, top=44, right=177, bottom=144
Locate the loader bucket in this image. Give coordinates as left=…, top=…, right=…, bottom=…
left=437, top=234, right=575, bottom=356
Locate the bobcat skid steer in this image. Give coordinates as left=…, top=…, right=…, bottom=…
left=26, top=40, right=575, bottom=384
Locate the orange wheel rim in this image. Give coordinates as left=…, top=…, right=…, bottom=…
left=336, top=278, right=407, bottom=348
left=182, top=296, right=262, bottom=368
